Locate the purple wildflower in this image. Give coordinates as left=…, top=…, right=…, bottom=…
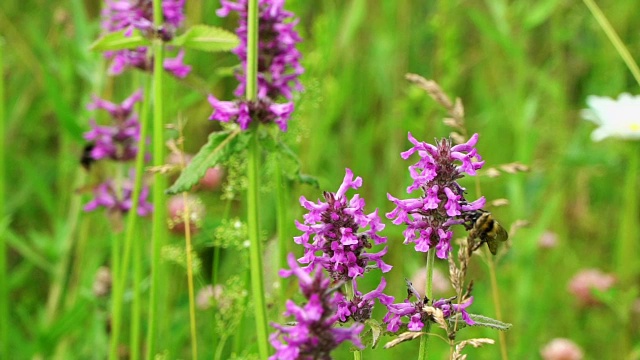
left=270, top=254, right=363, bottom=360
left=84, top=91, right=143, bottom=162
left=335, top=278, right=394, bottom=323
left=84, top=178, right=153, bottom=216
left=217, top=0, right=303, bottom=100
left=209, top=0, right=303, bottom=132
left=101, top=0, right=190, bottom=77
left=386, top=133, right=486, bottom=259
left=382, top=282, right=475, bottom=333
left=208, top=95, right=293, bottom=131
left=294, top=168, right=392, bottom=282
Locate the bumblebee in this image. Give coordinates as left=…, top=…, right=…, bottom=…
left=80, top=143, right=96, bottom=171
left=469, top=210, right=508, bottom=255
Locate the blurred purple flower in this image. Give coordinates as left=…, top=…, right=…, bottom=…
left=294, top=168, right=392, bottom=282
left=270, top=254, right=363, bottom=360
left=84, top=178, right=153, bottom=216
left=217, top=0, right=303, bottom=100
left=84, top=91, right=144, bottom=161
left=101, top=0, right=190, bottom=77
left=387, top=133, right=485, bottom=259
left=208, top=95, right=293, bottom=131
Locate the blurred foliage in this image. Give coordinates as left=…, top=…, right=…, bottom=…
left=1, top=0, right=640, bottom=359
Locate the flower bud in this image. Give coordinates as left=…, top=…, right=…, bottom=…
left=167, top=194, right=205, bottom=235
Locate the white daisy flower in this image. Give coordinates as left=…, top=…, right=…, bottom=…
left=581, top=93, right=640, bottom=141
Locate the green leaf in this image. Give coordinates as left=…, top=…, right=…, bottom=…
left=448, top=314, right=512, bottom=331
left=90, top=29, right=150, bottom=52
left=166, top=130, right=249, bottom=194
left=366, top=319, right=384, bottom=349
left=171, top=25, right=240, bottom=52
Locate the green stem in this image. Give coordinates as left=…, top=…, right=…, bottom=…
left=182, top=191, right=198, bottom=360
left=418, top=248, right=436, bottom=360
left=346, top=281, right=362, bottom=360
left=246, top=0, right=270, bottom=357
left=130, top=75, right=152, bottom=360
left=486, top=251, right=508, bottom=360
left=583, top=0, right=640, bottom=87
left=212, top=198, right=232, bottom=359
left=147, top=1, right=167, bottom=357
left=247, top=133, right=270, bottom=359
left=274, top=159, right=288, bottom=302
left=0, top=36, right=7, bottom=360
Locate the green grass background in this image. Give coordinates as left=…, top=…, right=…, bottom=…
left=1, top=0, right=640, bottom=359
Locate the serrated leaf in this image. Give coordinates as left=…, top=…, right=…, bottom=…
left=366, top=319, right=383, bottom=348
left=90, top=29, right=150, bottom=51
left=448, top=314, right=512, bottom=331
left=172, top=25, right=240, bottom=52
left=166, top=130, right=248, bottom=194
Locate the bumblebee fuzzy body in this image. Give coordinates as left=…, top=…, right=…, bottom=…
left=471, top=210, right=508, bottom=255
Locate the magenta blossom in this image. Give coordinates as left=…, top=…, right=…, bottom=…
left=208, top=95, right=294, bottom=131
left=270, top=254, right=363, bottom=360
left=217, top=0, right=303, bottom=100
left=84, top=178, right=153, bottom=216
left=383, top=281, right=475, bottom=333
left=294, top=168, right=392, bottom=281
left=387, top=133, right=485, bottom=259
left=101, top=0, right=190, bottom=77
left=335, top=277, right=394, bottom=323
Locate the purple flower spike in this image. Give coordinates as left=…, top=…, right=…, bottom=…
left=101, top=0, right=189, bottom=77
left=386, top=133, right=485, bottom=259
left=270, top=254, right=364, bottom=360
left=210, top=0, right=303, bottom=133
left=295, top=169, right=391, bottom=281
left=84, top=91, right=144, bottom=162
left=217, top=0, right=304, bottom=100
left=84, top=177, right=153, bottom=216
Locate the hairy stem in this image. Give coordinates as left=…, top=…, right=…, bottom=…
left=146, top=0, right=167, bottom=356
left=246, top=0, right=270, bottom=357
left=418, top=248, right=436, bottom=360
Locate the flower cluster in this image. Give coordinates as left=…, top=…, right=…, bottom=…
left=386, top=133, right=486, bottom=259
left=83, top=91, right=152, bottom=216
left=101, top=0, right=191, bottom=77
left=270, top=254, right=363, bottom=360
left=335, top=278, right=394, bottom=323
left=294, top=168, right=392, bottom=282
left=383, top=282, right=475, bottom=333
left=207, top=96, right=294, bottom=131
left=209, top=0, right=303, bottom=131
left=84, top=91, right=143, bottom=161
left=84, top=178, right=153, bottom=216
left=217, top=0, right=303, bottom=99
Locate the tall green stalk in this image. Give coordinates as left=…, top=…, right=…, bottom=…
left=146, top=0, right=167, bottom=357
left=582, top=0, right=640, bottom=87
left=130, top=75, right=152, bottom=360
left=246, top=1, right=270, bottom=356
left=417, top=248, right=436, bottom=360
left=274, top=159, right=288, bottom=301
left=0, top=37, right=7, bottom=360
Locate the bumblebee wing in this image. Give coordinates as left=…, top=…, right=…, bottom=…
left=487, top=238, right=499, bottom=255
left=495, top=222, right=509, bottom=242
